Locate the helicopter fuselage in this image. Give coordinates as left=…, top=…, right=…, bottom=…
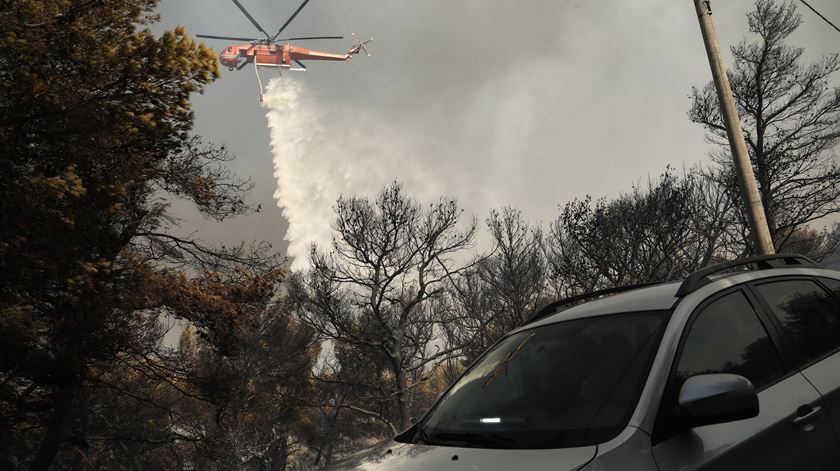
left=219, top=43, right=349, bottom=70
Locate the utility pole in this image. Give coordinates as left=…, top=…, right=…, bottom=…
left=693, top=0, right=775, bottom=255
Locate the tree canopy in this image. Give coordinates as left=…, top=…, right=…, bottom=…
left=0, top=1, right=287, bottom=468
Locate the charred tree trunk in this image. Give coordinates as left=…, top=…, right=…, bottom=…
left=389, top=334, right=411, bottom=432
left=314, top=405, right=343, bottom=467
left=29, top=380, right=78, bottom=470
left=68, top=391, right=89, bottom=471
left=0, top=424, right=19, bottom=471
left=395, top=366, right=410, bottom=432
left=269, top=434, right=289, bottom=471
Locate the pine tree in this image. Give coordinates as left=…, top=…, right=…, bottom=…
left=0, top=1, right=281, bottom=468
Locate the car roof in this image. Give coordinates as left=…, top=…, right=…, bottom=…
left=518, top=260, right=840, bottom=334
left=514, top=282, right=681, bottom=333
left=514, top=255, right=837, bottom=336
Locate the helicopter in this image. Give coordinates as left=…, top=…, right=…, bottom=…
left=197, top=0, right=373, bottom=101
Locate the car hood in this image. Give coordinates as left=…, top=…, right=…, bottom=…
left=323, top=439, right=596, bottom=471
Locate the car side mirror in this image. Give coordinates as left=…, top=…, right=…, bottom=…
left=678, top=373, right=759, bottom=428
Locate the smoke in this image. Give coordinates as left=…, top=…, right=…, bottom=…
left=265, top=72, right=541, bottom=269
left=262, top=49, right=682, bottom=270
left=265, top=76, right=459, bottom=269
left=261, top=3, right=718, bottom=272
left=265, top=0, right=832, bottom=270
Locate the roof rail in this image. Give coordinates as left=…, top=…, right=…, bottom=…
left=675, top=253, right=820, bottom=297
left=523, top=283, right=659, bottom=326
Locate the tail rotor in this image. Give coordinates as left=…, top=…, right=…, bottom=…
left=347, top=32, right=374, bottom=57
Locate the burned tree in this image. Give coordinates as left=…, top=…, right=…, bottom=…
left=0, top=2, right=288, bottom=468
left=289, top=183, right=478, bottom=432
left=546, top=169, right=734, bottom=296
left=690, top=0, right=840, bottom=252
left=443, top=208, right=546, bottom=363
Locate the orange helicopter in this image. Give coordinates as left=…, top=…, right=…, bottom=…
left=197, top=0, right=373, bottom=101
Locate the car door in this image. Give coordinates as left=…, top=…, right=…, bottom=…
left=751, top=277, right=840, bottom=447
left=651, top=288, right=840, bottom=471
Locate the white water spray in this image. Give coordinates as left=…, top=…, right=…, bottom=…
left=264, top=77, right=452, bottom=268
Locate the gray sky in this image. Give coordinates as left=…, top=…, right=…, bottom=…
left=155, top=0, right=840, bottom=267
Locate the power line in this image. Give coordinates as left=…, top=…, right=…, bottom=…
left=799, top=0, right=840, bottom=34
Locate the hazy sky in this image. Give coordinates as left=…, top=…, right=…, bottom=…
left=155, top=0, right=840, bottom=267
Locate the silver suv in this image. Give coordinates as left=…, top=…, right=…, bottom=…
left=325, top=254, right=840, bottom=470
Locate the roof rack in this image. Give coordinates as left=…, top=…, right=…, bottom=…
left=523, top=282, right=659, bottom=326
left=675, top=253, right=820, bottom=297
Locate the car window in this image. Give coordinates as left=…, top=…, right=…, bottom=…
left=818, top=277, right=840, bottom=298
left=407, top=312, right=670, bottom=449
left=675, top=290, right=785, bottom=389
left=653, top=290, right=784, bottom=443
left=754, top=279, right=840, bottom=366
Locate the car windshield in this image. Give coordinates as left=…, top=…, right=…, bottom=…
left=407, top=311, right=669, bottom=449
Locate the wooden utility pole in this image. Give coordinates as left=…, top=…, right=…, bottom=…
left=693, top=0, right=775, bottom=255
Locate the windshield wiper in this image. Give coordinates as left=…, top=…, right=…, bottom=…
left=427, top=430, right=523, bottom=449
left=414, top=426, right=451, bottom=447
left=482, top=333, right=535, bottom=389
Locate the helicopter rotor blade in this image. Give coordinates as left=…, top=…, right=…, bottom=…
left=277, top=36, right=344, bottom=41
left=231, top=0, right=271, bottom=39
left=294, top=60, right=307, bottom=69
left=272, top=0, right=311, bottom=40
left=237, top=60, right=249, bottom=71
left=197, top=34, right=260, bottom=42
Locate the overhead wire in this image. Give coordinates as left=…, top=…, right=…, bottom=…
left=798, top=0, right=840, bottom=34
